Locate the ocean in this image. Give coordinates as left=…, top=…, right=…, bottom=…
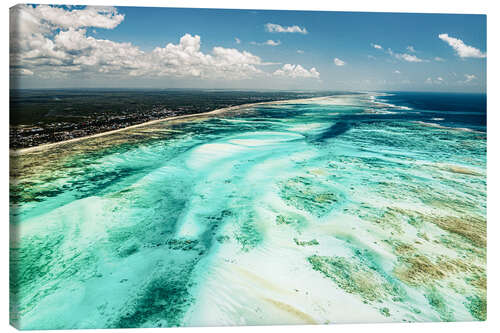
left=10, top=91, right=487, bottom=328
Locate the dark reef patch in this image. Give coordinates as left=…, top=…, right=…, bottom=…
left=278, top=176, right=343, bottom=217
left=466, top=295, right=486, bottom=321
left=114, top=262, right=197, bottom=328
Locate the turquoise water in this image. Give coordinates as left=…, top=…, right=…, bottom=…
left=10, top=93, right=486, bottom=329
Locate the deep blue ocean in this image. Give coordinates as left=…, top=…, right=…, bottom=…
left=381, top=92, right=486, bottom=132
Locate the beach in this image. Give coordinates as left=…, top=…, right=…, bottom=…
left=11, top=95, right=337, bottom=155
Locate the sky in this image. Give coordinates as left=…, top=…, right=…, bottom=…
left=9, top=5, right=486, bottom=92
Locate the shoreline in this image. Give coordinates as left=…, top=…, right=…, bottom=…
left=11, top=95, right=337, bottom=156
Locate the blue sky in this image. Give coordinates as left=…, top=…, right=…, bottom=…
left=10, top=5, right=486, bottom=92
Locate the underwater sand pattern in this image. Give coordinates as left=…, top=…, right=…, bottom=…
left=10, top=93, right=486, bottom=328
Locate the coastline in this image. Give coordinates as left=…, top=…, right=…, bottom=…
left=10, top=95, right=336, bottom=156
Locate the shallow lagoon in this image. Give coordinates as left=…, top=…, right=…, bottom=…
left=10, top=93, right=486, bottom=328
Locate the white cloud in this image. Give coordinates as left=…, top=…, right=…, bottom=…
left=464, top=74, right=477, bottom=82
left=438, top=33, right=486, bottom=58
left=10, top=4, right=128, bottom=74
left=434, top=57, right=445, bottom=62
left=10, top=4, right=124, bottom=32
left=53, top=28, right=145, bottom=74
left=395, top=53, right=424, bottom=62
left=371, top=43, right=426, bottom=63
left=265, top=23, right=307, bottom=34
left=264, top=39, right=281, bottom=46
left=273, top=64, right=320, bottom=79
left=393, top=70, right=401, bottom=74
left=133, top=34, right=265, bottom=79
left=425, top=77, right=444, bottom=85
left=333, top=58, right=345, bottom=66
left=10, top=5, right=287, bottom=81
left=250, top=40, right=281, bottom=46
left=11, top=68, right=34, bottom=76
left=297, top=49, right=304, bottom=54
left=10, top=5, right=323, bottom=82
